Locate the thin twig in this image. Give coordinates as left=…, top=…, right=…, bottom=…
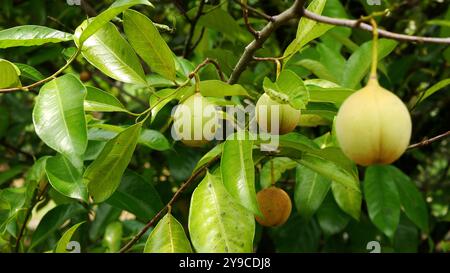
left=302, top=9, right=450, bottom=45
left=183, top=0, right=206, bottom=57
left=228, top=0, right=306, bottom=84
left=233, top=0, right=273, bottom=22
left=0, top=49, right=81, bottom=94
left=241, top=1, right=260, bottom=38
left=119, top=156, right=219, bottom=253
left=189, top=58, right=226, bottom=82
left=189, top=27, right=206, bottom=53
left=408, top=131, right=450, bottom=149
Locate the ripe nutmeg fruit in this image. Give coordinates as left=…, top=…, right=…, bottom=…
left=172, top=93, right=218, bottom=147
left=255, top=186, right=292, bottom=227
left=335, top=79, right=412, bottom=166
left=255, top=93, right=301, bottom=135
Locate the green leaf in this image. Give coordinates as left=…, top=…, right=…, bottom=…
left=123, top=9, right=176, bottom=81
left=298, top=154, right=361, bottom=220
left=76, top=0, right=153, bottom=46
left=316, top=193, right=350, bottom=235
left=89, top=204, right=121, bottom=241
left=0, top=25, right=72, bottom=48
left=84, top=123, right=142, bottom=202
left=364, top=165, right=402, bottom=238
left=45, top=154, right=88, bottom=202
left=55, top=222, right=85, bottom=253
left=221, top=134, right=260, bottom=215
left=197, top=7, right=250, bottom=42
left=294, top=164, right=331, bottom=219
left=260, top=157, right=298, bottom=189
left=74, top=21, right=147, bottom=85
left=84, top=86, right=128, bottom=113
left=0, top=59, right=21, bottom=88
left=14, top=63, right=45, bottom=81
left=389, top=166, right=429, bottom=232
left=416, top=78, right=450, bottom=104
left=30, top=203, right=85, bottom=250
left=317, top=43, right=346, bottom=82
left=138, top=129, right=171, bottom=151
left=144, top=213, right=192, bottom=253
left=293, top=59, right=337, bottom=83
left=193, top=143, right=222, bottom=172
left=33, top=74, right=87, bottom=166
left=106, top=170, right=163, bottom=221
left=263, top=70, right=309, bottom=110
left=341, top=39, right=398, bottom=89
left=188, top=172, right=255, bottom=253
left=393, top=215, right=419, bottom=253
left=283, top=0, right=332, bottom=62
left=103, top=221, right=123, bottom=252
left=199, top=80, right=249, bottom=97
left=307, top=86, right=355, bottom=107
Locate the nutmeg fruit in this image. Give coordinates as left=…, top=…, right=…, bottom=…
left=255, top=93, right=301, bottom=135
left=255, top=187, right=292, bottom=227
left=172, top=93, right=218, bottom=147
left=335, top=79, right=412, bottom=166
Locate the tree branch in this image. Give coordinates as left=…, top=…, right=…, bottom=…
left=182, top=0, right=206, bottom=58
left=228, top=0, right=306, bottom=85
left=119, top=156, right=219, bottom=253
left=408, top=130, right=450, bottom=149
left=302, top=9, right=450, bottom=45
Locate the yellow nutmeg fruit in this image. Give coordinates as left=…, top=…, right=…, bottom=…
left=335, top=79, right=412, bottom=166
left=255, top=187, right=292, bottom=227
left=172, top=93, right=218, bottom=147
left=255, top=93, right=301, bottom=135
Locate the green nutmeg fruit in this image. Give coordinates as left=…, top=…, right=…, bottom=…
left=255, top=93, right=301, bottom=135
left=172, top=93, right=218, bottom=147
left=255, top=187, right=292, bottom=227
left=335, top=79, right=412, bottom=166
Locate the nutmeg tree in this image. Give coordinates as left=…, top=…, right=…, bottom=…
left=0, top=0, right=449, bottom=253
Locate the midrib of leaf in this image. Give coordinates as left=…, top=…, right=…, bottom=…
left=237, top=140, right=250, bottom=200
left=207, top=177, right=231, bottom=252
left=167, top=215, right=175, bottom=253
left=305, top=172, right=319, bottom=209
left=61, top=157, right=83, bottom=196
left=54, top=80, right=75, bottom=155
left=88, top=34, right=143, bottom=83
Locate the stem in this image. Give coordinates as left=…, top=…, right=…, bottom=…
left=408, top=131, right=450, bottom=149
left=119, top=156, right=220, bottom=253
left=183, top=0, right=206, bottom=58
left=370, top=18, right=379, bottom=81
left=0, top=49, right=81, bottom=94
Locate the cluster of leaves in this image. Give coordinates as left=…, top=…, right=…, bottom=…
left=0, top=0, right=449, bottom=253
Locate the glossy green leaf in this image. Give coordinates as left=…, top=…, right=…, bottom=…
left=89, top=204, right=121, bottom=241
left=55, top=221, right=85, bottom=253
left=317, top=43, right=346, bottom=82
left=294, top=59, right=337, bottom=83
left=15, top=63, right=44, bottom=81
left=30, top=203, right=85, bottom=250
left=389, top=166, right=429, bottom=232
left=106, top=170, right=163, bottom=221
left=364, top=165, right=401, bottom=238
left=416, top=78, right=450, bottom=104
left=84, top=123, right=142, bottom=202
left=33, top=74, right=87, bottom=166
left=283, top=0, right=332, bottom=62
left=221, top=134, right=259, bottom=215
left=84, top=86, right=128, bottom=113
left=193, top=143, right=222, bottom=172
left=263, top=70, right=309, bottom=110
left=316, top=194, right=350, bottom=235
left=144, top=213, right=192, bottom=253
left=294, top=164, right=331, bottom=219
left=75, top=21, right=147, bottom=85
left=123, top=9, right=176, bottom=81
left=139, top=129, right=171, bottom=151
left=341, top=39, right=398, bottom=89
left=298, top=154, right=361, bottom=220
left=0, top=59, right=21, bottom=88
left=260, top=157, right=297, bottom=189
left=45, top=154, right=88, bottom=202
left=76, top=0, right=153, bottom=46
left=199, top=80, right=249, bottom=97
left=308, top=86, right=355, bottom=107
left=188, top=172, right=255, bottom=253
left=0, top=25, right=72, bottom=48
left=103, top=221, right=123, bottom=253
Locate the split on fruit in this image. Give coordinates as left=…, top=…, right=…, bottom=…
left=172, top=93, right=219, bottom=147
left=255, top=186, right=292, bottom=227
left=255, top=93, right=301, bottom=135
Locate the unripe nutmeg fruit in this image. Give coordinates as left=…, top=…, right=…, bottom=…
left=255, top=93, right=301, bottom=135
left=335, top=79, right=412, bottom=166
left=255, top=187, right=292, bottom=227
left=172, top=93, right=218, bottom=147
